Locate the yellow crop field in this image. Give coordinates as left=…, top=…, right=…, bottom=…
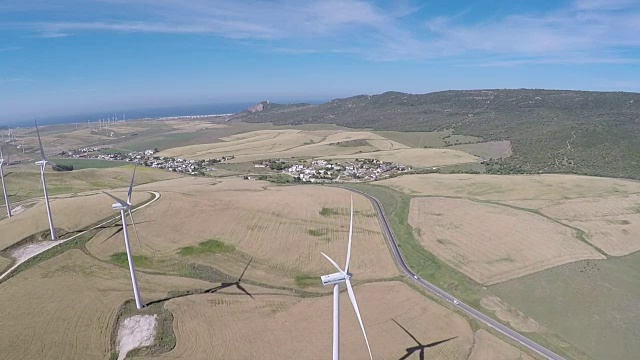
left=87, top=177, right=398, bottom=288
left=0, top=190, right=149, bottom=251
left=0, top=165, right=180, bottom=212
left=408, top=197, right=604, bottom=285
left=329, top=148, right=479, bottom=168
left=157, top=129, right=476, bottom=167
left=0, top=250, right=210, bottom=360
left=380, top=174, right=640, bottom=201
left=524, top=194, right=640, bottom=256
left=469, top=329, right=535, bottom=360
left=142, top=281, right=474, bottom=360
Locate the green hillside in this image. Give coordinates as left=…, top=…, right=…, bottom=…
left=233, top=89, right=640, bottom=179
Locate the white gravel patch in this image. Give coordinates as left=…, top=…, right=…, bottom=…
left=12, top=242, right=59, bottom=263
left=117, top=314, right=157, bottom=360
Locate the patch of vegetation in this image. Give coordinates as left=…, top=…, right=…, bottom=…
left=319, top=207, right=341, bottom=217
left=110, top=252, right=151, bottom=268
left=307, top=228, right=329, bottom=237
left=295, top=275, right=318, bottom=288
left=332, top=139, right=369, bottom=147
left=257, top=174, right=301, bottom=184
left=52, top=164, right=74, bottom=171
left=178, top=239, right=235, bottom=257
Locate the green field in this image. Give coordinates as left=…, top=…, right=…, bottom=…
left=491, top=253, right=640, bottom=360
left=50, top=158, right=129, bottom=169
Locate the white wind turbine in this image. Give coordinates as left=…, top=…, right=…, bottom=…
left=0, top=144, right=12, bottom=217
left=103, top=166, right=144, bottom=309
left=320, top=196, right=373, bottom=360
left=35, top=122, right=57, bottom=240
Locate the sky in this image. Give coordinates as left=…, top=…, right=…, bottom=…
left=1, top=0, right=639, bottom=122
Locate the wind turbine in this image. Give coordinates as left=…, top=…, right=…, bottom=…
left=103, top=166, right=144, bottom=309
left=0, top=145, right=12, bottom=217
left=35, top=122, right=57, bottom=240
left=320, top=196, right=373, bottom=360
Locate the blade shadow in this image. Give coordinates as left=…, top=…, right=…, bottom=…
left=393, top=319, right=457, bottom=360
left=145, top=258, right=255, bottom=306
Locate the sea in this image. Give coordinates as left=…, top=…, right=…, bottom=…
left=3, top=103, right=257, bottom=128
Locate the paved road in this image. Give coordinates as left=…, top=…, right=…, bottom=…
left=0, top=191, right=160, bottom=282
left=342, top=187, right=565, bottom=360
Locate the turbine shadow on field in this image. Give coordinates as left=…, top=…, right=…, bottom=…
left=392, top=319, right=457, bottom=360
left=145, top=258, right=254, bottom=307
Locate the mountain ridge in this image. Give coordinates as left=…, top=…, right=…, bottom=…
left=232, top=89, right=640, bottom=179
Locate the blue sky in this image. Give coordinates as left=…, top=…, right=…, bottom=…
left=1, top=0, right=639, bottom=122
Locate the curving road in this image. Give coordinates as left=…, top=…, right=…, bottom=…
left=342, top=186, right=565, bottom=360
left=0, top=191, right=160, bottom=282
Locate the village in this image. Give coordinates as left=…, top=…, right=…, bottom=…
left=58, top=147, right=411, bottom=181
left=253, top=158, right=411, bottom=183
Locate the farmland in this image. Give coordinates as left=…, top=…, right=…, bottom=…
left=0, top=250, right=210, bottom=360
left=143, top=281, right=474, bottom=360
left=469, top=329, right=535, bottom=360
left=158, top=129, right=480, bottom=168
left=0, top=165, right=179, bottom=216
left=87, top=177, right=398, bottom=289
left=408, top=197, right=603, bottom=285
left=0, top=190, right=149, bottom=252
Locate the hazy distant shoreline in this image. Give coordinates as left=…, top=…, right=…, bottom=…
left=2, top=103, right=255, bottom=128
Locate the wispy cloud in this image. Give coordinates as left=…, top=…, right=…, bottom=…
left=424, top=0, right=640, bottom=62
left=0, top=78, right=24, bottom=84
left=2, top=0, right=640, bottom=63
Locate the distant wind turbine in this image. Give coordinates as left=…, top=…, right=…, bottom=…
left=103, top=166, right=144, bottom=309
left=320, top=196, right=373, bottom=360
left=35, top=122, right=57, bottom=240
left=0, top=144, right=12, bottom=217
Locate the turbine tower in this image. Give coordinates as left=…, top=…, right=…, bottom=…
left=103, top=166, right=144, bottom=309
left=320, top=196, right=373, bottom=360
left=35, top=122, right=57, bottom=240
left=0, top=145, right=12, bottom=217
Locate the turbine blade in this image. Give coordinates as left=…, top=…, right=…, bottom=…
left=35, top=121, right=46, bottom=161
left=236, top=284, right=255, bottom=299
left=392, top=318, right=422, bottom=346
left=0, top=144, right=4, bottom=159
left=321, top=252, right=344, bottom=273
left=345, top=195, right=354, bottom=272
left=238, top=257, right=253, bottom=282
left=103, top=191, right=128, bottom=208
left=128, top=209, right=143, bottom=252
left=346, top=279, right=373, bottom=360
left=127, top=165, right=136, bottom=204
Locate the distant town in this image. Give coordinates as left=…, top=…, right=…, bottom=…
left=59, top=147, right=412, bottom=182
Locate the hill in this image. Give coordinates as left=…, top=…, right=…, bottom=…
left=232, top=89, right=640, bottom=179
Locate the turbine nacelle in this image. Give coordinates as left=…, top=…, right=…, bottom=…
left=321, top=271, right=351, bottom=286
left=35, top=160, right=48, bottom=167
